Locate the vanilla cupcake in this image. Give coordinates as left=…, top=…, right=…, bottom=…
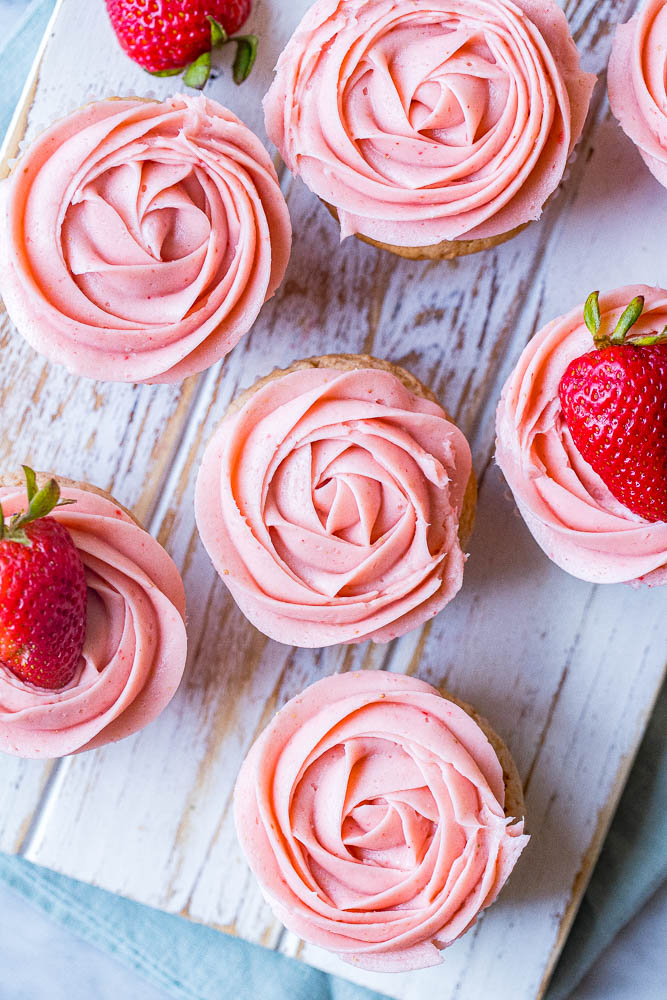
left=0, top=95, right=292, bottom=383
left=195, top=355, right=475, bottom=645
left=235, top=670, right=529, bottom=972
left=496, top=286, right=667, bottom=585
left=0, top=472, right=187, bottom=758
left=264, top=0, right=595, bottom=260
left=608, top=0, right=667, bottom=188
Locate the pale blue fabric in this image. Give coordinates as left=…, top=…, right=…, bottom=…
left=0, top=5, right=665, bottom=998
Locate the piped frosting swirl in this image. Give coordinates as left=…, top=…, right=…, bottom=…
left=608, top=0, right=667, bottom=188
left=0, top=95, right=292, bottom=383
left=0, top=483, right=187, bottom=758
left=195, top=360, right=473, bottom=646
left=495, top=285, right=667, bottom=585
left=264, top=0, right=595, bottom=247
left=234, top=670, right=528, bottom=972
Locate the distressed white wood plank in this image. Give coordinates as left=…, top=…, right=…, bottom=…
left=0, top=0, right=301, bottom=857
left=2, top=2, right=665, bottom=999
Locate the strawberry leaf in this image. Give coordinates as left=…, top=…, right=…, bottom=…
left=9, top=476, right=72, bottom=539
left=611, top=296, right=644, bottom=345
left=183, top=50, right=211, bottom=89
left=24, top=478, right=61, bottom=523
left=207, top=15, right=227, bottom=47
left=232, top=35, right=258, bottom=85
left=626, top=325, right=667, bottom=347
left=584, top=291, right=601, bottom=339
left=22, top=466, right=37, bottom=503
left=4, top=528, right=31, bottom=547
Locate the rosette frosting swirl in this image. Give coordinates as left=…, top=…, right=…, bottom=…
left=608, top=0, right=667, bottom=188
left=195, top=361, right=473, bottom=646
left=234, top=670, right=528, bottom=972
left=496, top=285, right=667, bottom=585
left=264, top=0, right=594, bottom=246
left=0, top=95, right=292, bottom=383
left=0, top=483, right=187, bottom=758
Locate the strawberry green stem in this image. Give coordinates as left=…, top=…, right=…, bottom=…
left=583, top=290, right=667, bottom=350
left=0, top=467, right=75, bottom=547
left=181, top=16, right=258, bottom=90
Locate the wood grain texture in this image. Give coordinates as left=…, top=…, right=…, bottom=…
left=1, top=2, right=665, bottom=999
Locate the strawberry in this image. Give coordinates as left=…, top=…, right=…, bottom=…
left=0, top=468, right=87, bottom=690
left=105, top=0, right=257, bottom=89
left=559, top=291, right=667, bottom=523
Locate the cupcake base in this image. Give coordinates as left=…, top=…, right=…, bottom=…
left=227, top=352, right=477, bottom=545
left=444, top=688, right=526, bottom=823
left=324, top=203, right=527, bottom=260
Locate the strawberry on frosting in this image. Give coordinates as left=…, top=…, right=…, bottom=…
left=0, top=95, right=291, bottom=383
left=195, top=363, right=473, bottom=646
left=235, top=670, right=528, bottom=972
left=495, top=286, right=667, bottom=586
left=264, top=0, right=595, bottom=247
left=608, top=0, right=667, bottom=188
left=0, top=483, right=187, bottom=758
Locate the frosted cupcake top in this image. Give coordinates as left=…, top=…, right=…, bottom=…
left=496, top=285, right=667, bottom=586
left=0, top=95, right=291, bottom=383
left=608, top=0, right=667, bottom=188
left=195, top=361, right=473, bottom=646
left=235, top=670, right=528, bottom=972
left=0, top=483, right=187, bottom=758
left=264, top=0, right=595, bottom=247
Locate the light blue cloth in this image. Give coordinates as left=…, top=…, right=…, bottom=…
left=0, top=4, right=665, bottom=998
left=0, top=682, right=664, bottom=1000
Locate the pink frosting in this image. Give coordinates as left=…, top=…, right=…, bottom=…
left=195, top=365, right=472, bottom=646
left=608, top=1, right=667, bottom=188
left=0, top=95, right=292, bottom=383
left=496, top=285, right=667, bottom=586
left=0, top=484, right=187, bottom=759
left=235, top=670, right=528, bottom=972
left=264, top=0, right=595, bottom=247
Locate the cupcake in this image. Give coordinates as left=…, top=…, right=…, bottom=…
left=234, top=670, right=529, bottom=972
left=496, top=286, right=667, bottom=585
left=263, top=0, right=595, bottom=260
left=0, top=469, right=188, bottom=758
left=608, top=1, right=667, bottom=189
left=0, top=95, right=292, bottom=383
left=195, top=355, right=475, bottom=646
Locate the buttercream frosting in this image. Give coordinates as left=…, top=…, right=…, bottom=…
left=234, top=670, right=528, bottom=972
left=0, top=95, right=292, bottom=383
left=608, top=0, right=667, bottom=188
left=264, top=0, right=595, bottom=247
left=496, top=285, right=667, bottom=585
left=0, top=483, right=187, bottom=758
left=195, top=363, right=473, bottom=646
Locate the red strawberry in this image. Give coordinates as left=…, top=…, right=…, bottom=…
left=105, top=0, right=257, bottom=88
left=0, top=468, right=87, bottom=690
left=559, top=291, right=667, bottom=522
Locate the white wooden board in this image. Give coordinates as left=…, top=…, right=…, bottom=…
left=0, top=1, right=665, bottom=998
